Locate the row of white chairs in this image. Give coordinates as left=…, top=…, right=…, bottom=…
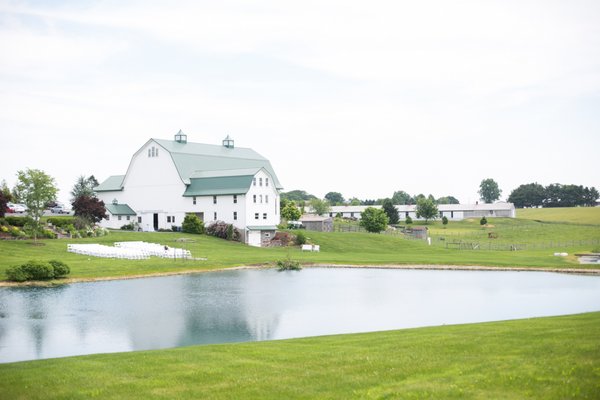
left=67, top=244, right=150, bottom=259
left=114, top=241, right=192, bottom=259
left=67, top=242, right=191, bottom=260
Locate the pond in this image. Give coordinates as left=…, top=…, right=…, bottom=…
left=1, top=268, right=600, bottom=363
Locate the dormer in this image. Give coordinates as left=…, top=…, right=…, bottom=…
left=174, top=129, right=187, bottom=144
left=222, top=135, right=234, bottom=149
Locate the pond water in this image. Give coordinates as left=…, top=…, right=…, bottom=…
left=1, top=268, right=600, bottom=363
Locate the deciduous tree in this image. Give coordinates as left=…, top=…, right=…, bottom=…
left=281, top=202, right=301, bottom=221
left=0, top=180, right=12, bottom=218
left=508, top=183, right=546, bottom=208
left=309, top=198, right=331, bottom=216
left=72, top=195, right=107, bottom=225
left=360, top=207, right=389, bottom=233
left=416, top=198, right=438, bottom=224
left=436, top=196, right=460, bottom=205
left=324, top=192, right=345, bottom=205
left=391, top=190, right=413, bottom=205
left=14, top=169, right=58, bottom=241
left=478, top=178, right=502, bottom=203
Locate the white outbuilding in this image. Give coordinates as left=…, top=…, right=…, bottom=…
left=95, top=131, right=283, bottom=246
left=329, top=202, right=516, bottom=221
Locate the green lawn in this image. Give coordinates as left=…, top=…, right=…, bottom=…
left=1, top=312, right=598, bottom=399
left=1, top=216, right=600, bottom=282
left=517, top=207, right=600, bottom=225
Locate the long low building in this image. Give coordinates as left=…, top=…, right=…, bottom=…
left=328, top=203, right=516, bottom=221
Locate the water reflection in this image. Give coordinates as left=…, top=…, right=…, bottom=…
left=1, top=268, right=599, bottom=363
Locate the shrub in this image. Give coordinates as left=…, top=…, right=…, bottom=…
left=182, top=214, right=204, bottom=234
left=9, top=226, right=25, bottom=238
left=42, top=229, right=57, bottom=239
left=46, top=217, right=76, bottom=228
left=21, top=261, right=54, bottom=280
left=74, top=217, right=91, bottom=230
left=5, top=260, right=71, bottom=281
left=94, top=227, right=109, bottom=237
left=442, top=216, right=448, bottom=226
left=120, top=223, right=135, bottom=230
left=273, top=231, right=293, bottom=246
left=294, top=231, right=307, bottom=245
left=5, top=216, right=27, bottom=227
left=5, top=265, right=28, bottom=282
left=480, top=216, right=488, bottom=226
left=276, top=258, right=302, bottom=271
left=405, top=216, right=413, bottom=224
left=226, top=224, right=234, bottom=240
left=206, top=221, right=240, bottom=240
left=49, top=260, right=70, bottom=278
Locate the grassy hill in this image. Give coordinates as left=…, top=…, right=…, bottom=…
left=1, top=312, right=598, bottom=399
left=517, top=207, right=600, bottom=225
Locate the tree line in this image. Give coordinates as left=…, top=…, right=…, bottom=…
left=282, top=177, right=599, bottom=212
left=508, top=183, right=599, bottom=208
left=280, top=190, right=460, bottom=207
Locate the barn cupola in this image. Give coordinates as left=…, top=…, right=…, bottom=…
left=174, top=129, right=187, bottom=144
left=222, top=135, right=234, bottom=149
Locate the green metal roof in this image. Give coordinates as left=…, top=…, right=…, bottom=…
left=105, top=203, right=136, bottom=216
left=153, top=138, right=283, bottom=189
left=189, top=167, right=262, bottom=179
left=183, top=175, right=253, bottom=196
left=246, top=225, right=278, bottom=231
left=94, top=175, right=125, bottom=192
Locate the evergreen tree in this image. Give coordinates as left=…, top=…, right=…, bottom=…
left=381, top=199, right=399, bottom=224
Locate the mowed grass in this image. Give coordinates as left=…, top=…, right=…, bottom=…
left=426, top=216, right=600, bottom=247
left=1, top=312, right=599, bottom=399
left=1, top=215, right=600, bottom=282
left=517, top=207, right=600, bottom=225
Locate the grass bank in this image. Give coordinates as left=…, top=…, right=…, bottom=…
left=1, top=312, right=598, bottom=399
left=1, top=216, right=600, bottom=283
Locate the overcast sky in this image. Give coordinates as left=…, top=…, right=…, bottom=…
left=1, top=0, right=599, bottom=204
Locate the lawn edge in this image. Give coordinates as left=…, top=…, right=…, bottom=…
left=2, top=262, right=599, bottom=287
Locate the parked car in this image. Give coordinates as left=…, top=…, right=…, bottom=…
left=7, top=203, right=26, bottom=213
left=51, top=204, right=71, bottom=214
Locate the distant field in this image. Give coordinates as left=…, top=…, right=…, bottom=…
left=1, top=312, right=598, bottom=399
left=517, top=207, right=600, bottom=225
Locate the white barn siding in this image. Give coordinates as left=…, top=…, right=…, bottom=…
left=244, top=170, right=280, bottom=228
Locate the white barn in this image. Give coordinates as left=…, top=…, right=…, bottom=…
left=329, top=202, right=516, bottom=221
left=94, top=131, right=283, bottom=246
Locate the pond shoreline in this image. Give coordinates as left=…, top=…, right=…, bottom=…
left=1, top=263, right=599, bottom=287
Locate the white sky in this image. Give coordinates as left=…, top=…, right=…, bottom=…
left=1, top=0, right=599, bottom=204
